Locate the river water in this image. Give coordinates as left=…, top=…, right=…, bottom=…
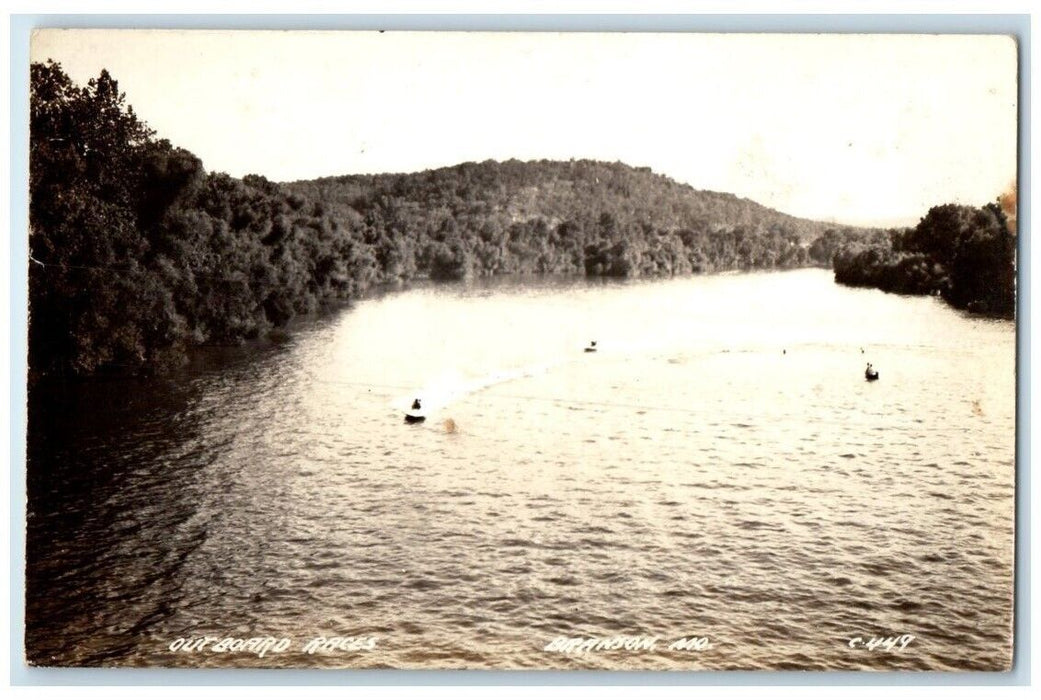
left=25, top=269, right=1016, bottom=671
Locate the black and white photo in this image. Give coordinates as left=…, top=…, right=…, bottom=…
left=23, top=28, right=1018, bottom=672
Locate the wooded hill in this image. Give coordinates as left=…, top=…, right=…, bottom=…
left=29, top=62, right=875, bottom=377
left=282, top=159, right=863, bottom=281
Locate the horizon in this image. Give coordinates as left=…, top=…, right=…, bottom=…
left=30, top=30, right=1017, bottom=229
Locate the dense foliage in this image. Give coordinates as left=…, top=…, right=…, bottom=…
left=832, top=203, right=1016, bottom=318
left=30, top=61, right=364, bottom=376
left=282, top=160, right=867, bottom=281
left=29, top=62, right=874, bottom=377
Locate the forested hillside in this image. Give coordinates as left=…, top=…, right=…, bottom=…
left=29, top=61, right=874, bottom=378
left=282, top=160, right=862, bottom=281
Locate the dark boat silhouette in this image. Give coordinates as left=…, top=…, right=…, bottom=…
left=584, top=340, right=598, bottom=353
left=405, top=398, right=426, bottom=423
left=865, top=363, right=879, bottom=381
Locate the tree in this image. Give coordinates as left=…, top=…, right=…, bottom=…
left=833, top=202, right=1014, bottom=318
left=30, top=62, right=157, bottom=374
left=944, top=203, right=1015, bottom=315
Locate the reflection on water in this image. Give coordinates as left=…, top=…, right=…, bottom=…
left=25, top=269, right=1015, bottom=670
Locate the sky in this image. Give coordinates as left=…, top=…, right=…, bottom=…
left=30, top=29, right=1018, bottom=227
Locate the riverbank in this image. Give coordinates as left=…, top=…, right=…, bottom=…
left=831, top=202, right=1015, bottom=319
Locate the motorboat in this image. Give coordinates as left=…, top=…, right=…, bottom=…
left=405, top=398, right=426, bottom=423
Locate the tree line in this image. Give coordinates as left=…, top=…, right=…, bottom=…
left=832, top=202, right=1016, bottom=318
left=29, top=62, right=879, bottom=378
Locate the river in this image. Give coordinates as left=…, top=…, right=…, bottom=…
left=24, top=269, right=1016, bottom=670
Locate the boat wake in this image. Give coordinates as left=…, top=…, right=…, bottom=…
left=393, top=360, right=562, bottom=415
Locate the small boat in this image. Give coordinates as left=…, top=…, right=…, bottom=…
left=865, top=363, right=879, bottom=381
left=584, top=340, right=598, bottom=353
left=405, top=398, right=426, bottom=423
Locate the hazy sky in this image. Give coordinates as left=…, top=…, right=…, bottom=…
left=30, top=29, right=1017, bottom=227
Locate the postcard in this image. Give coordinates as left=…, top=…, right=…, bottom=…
left=23, top=28, right=1018, bottom=672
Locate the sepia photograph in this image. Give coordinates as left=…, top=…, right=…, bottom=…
left=22, top=28, right=1018, bottom=672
